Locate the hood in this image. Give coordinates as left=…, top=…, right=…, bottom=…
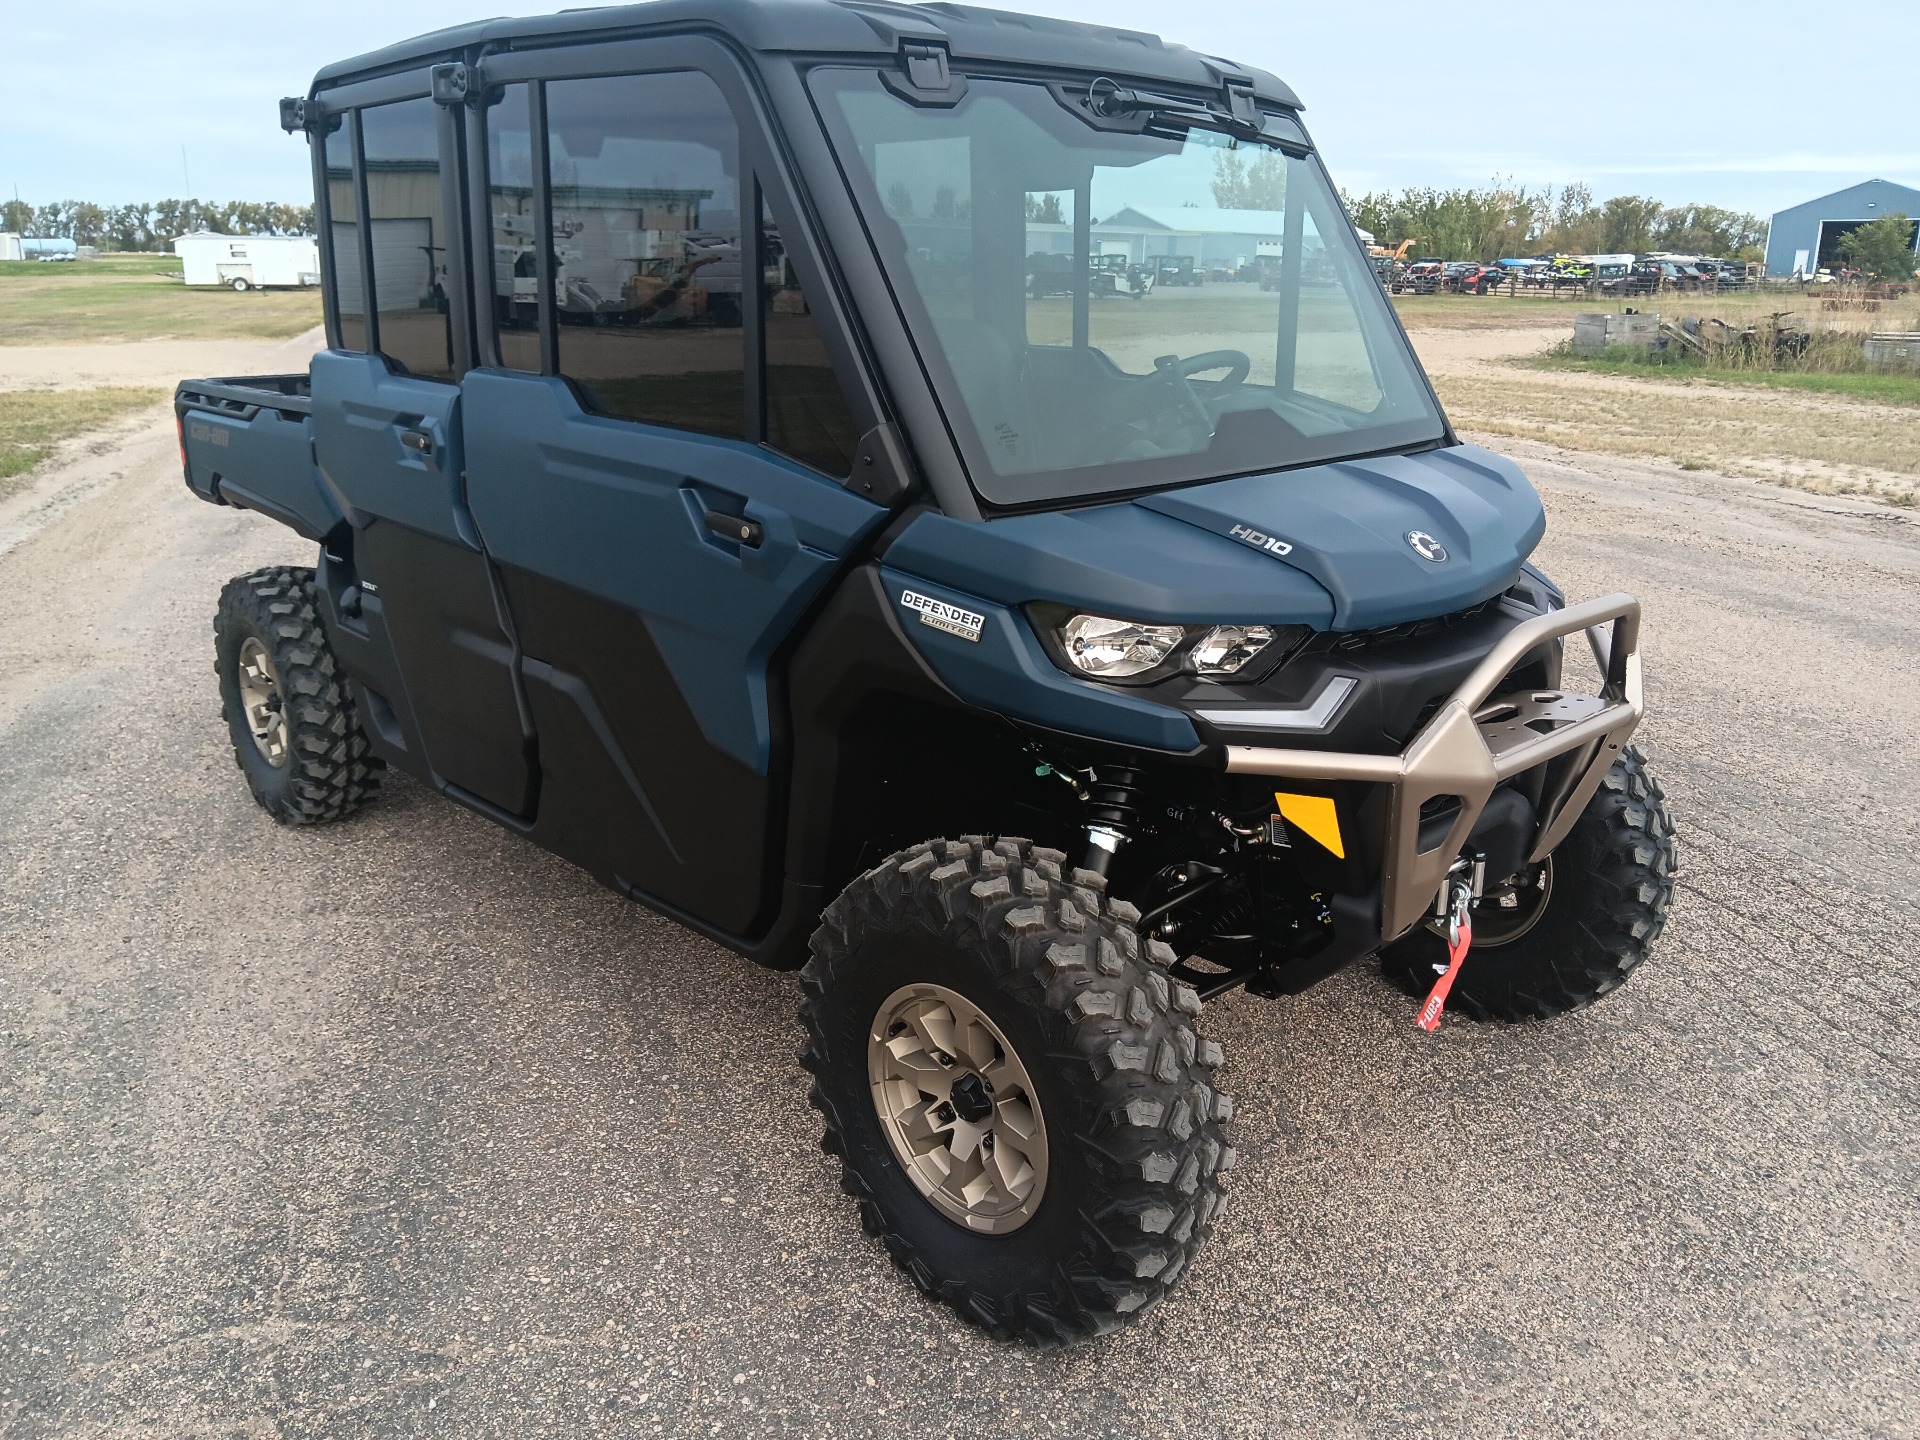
left=880, top=443, right=1544, bottom=633
left=1133, top=443, right=1545, bottom=630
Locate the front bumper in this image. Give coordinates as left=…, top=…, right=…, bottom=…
left=1222, top=593, right=1644, bottom=940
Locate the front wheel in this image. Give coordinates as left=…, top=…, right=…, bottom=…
left=1380, top=745, right=1676, bottom=1021
left=800, top=837, right=1235, bottom=1345
left=229, top=277, right=252, bottom=292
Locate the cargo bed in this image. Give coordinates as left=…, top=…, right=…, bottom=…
left=175, top=373, right=342, bottom=541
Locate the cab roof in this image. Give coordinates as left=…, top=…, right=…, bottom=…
left=310, top=0, right=1301, bottom=109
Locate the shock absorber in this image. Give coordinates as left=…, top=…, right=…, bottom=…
left=1079, top=764, right=1143, bottom=877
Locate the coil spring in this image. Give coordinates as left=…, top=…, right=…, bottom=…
left=1084, top=765, right=1145, bottom=837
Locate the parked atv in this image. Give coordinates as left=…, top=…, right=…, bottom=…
left=1152, top=254, right=1204, bottom=287
left=1445, top=262, right=1505, bottom=295
left=1092, top=251, right=1156, bottom=299
left=1393, top=259, right=1445, bottom=294
left=176, top=0, right=1675, bottom=1348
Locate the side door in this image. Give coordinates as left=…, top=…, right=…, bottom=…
left=311, top=93, right=536, bottom=819
left=461, top=42, right=892, bottom=936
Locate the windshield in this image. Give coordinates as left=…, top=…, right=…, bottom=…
left=812, top=71, right=1446, bottom=506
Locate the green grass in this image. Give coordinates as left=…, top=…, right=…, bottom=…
left=1525, top=344, right=1920, bottom=407
left=0, top=387, right=164, bottom=496
left=0, top=253, right=321, bottom=344
left=0, top=252, right=180, bottom=279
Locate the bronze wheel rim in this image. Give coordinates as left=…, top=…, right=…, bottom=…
left=236, top=636, right=290, bottom=768
left=868, top=983, right=1050, bottom=1235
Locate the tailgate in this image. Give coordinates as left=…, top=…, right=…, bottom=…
left=175, top=375, right=341, bottom=541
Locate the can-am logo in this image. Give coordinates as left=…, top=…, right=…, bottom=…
left=1406, top=530, right=1448, bottom=563
left=899, top=589, right=985, bottom=643
left=1227, top=523, right=1294, bottom=557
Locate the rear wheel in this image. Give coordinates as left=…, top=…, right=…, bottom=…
left=214, top=566, right=383, bottom=825
left=1380, top=746, right=1676, bottom=1021
left=800, top=836, right=1235, bottom=1344
left=228, top=276, right=252, bottom=292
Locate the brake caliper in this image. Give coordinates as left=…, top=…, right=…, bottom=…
left=1415, top=877, right=1475, bottom=1033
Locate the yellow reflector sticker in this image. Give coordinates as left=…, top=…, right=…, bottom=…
left=1274, top=792, right=1344, bottom=859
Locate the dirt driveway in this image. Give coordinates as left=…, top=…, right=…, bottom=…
left=0, top=345, right=1915, bottom=1436
left=0, top=329, right=325, bottom=392
left=1406, top=324, right=1919, bottom=505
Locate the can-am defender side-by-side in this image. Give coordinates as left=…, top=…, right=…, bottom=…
left=175, top=0, right=1676, bottom=1345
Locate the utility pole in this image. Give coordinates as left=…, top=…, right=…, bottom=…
left=182, top=146, right=191, bottom=199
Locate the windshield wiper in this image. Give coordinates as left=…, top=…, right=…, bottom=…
left=1053, top=77, right=1273, bottom=145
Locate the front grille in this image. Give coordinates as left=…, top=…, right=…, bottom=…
left=1330, top=594, right=1505, bottom=653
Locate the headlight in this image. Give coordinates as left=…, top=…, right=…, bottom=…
left=1051, top=614, right=1295, bottom=683
left=1190, top=624, right=1274, bottom=676
left=1060, top=614, right=1185, bottom=677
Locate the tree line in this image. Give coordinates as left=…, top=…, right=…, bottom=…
left=1, top=198, right=315, bottom=251
left=1209, top=156, right=1768, bottom=261
left=1344, top=183, right=1767, bottom=261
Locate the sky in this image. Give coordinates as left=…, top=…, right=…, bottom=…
left=2, top=0, right=1914, bottom=218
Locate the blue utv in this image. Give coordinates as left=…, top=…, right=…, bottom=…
left=174, top=0, right=1677, bottom=1345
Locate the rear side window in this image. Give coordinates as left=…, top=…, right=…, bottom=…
left=486, top=83, right=541, bottom=374
left=323, top=117, right=368, bottom=352
left=545, top=71, right=745, bottom=439
left=360, top=97, right=454, bottom=381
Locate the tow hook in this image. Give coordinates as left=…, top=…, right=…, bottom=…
left=1416, top=864, right=1478, bottom=1033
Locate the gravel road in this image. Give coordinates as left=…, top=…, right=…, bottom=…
left=1, top=392, right=1915, bottom=1437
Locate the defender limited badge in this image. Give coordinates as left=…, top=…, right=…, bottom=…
left=900, top=589, right=985, bottom=643
left=1227, top=523, right=1294, bottom=557
left=1406, top=530, right=1448, bottom=563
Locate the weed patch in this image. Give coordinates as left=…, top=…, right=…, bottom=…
left=0, top=387, right=163, bottom=495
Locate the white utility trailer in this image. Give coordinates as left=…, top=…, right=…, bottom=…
left=174, top=232, right=320, bottom=290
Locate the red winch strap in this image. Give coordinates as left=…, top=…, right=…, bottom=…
left=1415, top=911, right=1472, bottom=1033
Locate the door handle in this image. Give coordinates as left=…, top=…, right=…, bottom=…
left=704, top=509, right=763, bottom=548
left=400, top=427, right=434, bottom=456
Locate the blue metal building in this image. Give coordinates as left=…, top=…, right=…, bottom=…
left=1765, top=179, right=1920, bottom=277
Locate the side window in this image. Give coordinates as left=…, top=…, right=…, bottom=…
left=324, top=117, right=368, bottom=352
left=545, top=71, right=744, bottom=438
left=360, top=97, right=454, bottom=381
left=486, top=83, right=541, bottom=373
left=761, top=194, right=858, bottom=475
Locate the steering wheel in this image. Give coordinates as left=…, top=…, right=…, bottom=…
left=1167, top=350, right=1251, bottom=388
left=1144, top=348, right=1252, bottom=436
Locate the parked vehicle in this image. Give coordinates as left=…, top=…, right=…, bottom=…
left=177, top=0, right=1675, bottom=1347
left=1445, top=262, right=1505, bottom=295
left=1393, top=258, right=1445, bottom=293
left=1151, top=254, right=1204, bottom=287
left=1599, top=264, right=1661, bottom=298
left=1094, top=251, right=1156, bottom=298
left=1637, top=260, right=1704, bottom=292
left=174, top=232, right=322, bottom=291
left=1027, top=251, right=1073, bottom=297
